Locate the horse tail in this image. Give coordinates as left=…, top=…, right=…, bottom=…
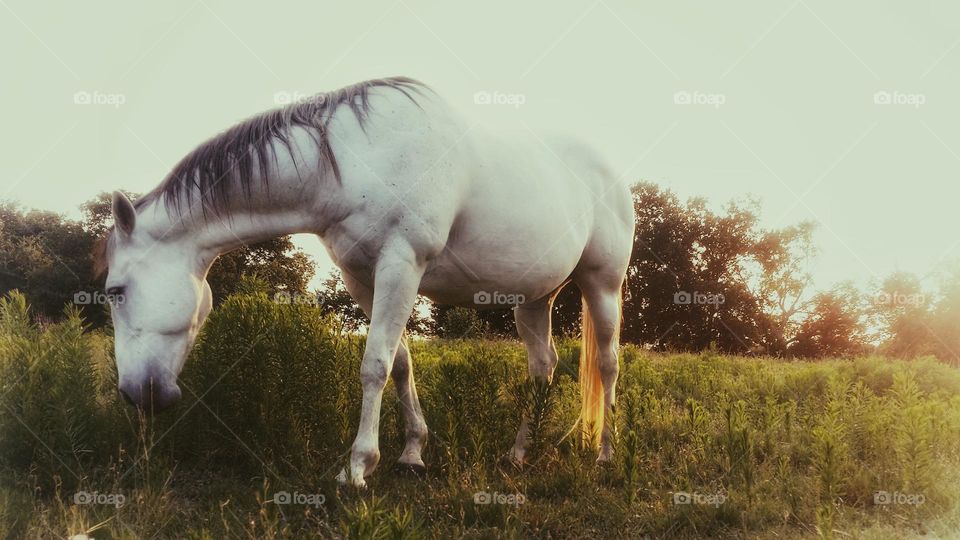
left=578, top=287, right=624, bottom=448
left=580, top=295, right=604, bottom=448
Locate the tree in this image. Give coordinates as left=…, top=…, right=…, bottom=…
left=315, top=270, right=367, bottom=331
left=79, top=190, right=140, bottom=237
left=622, top=182, right=816, bottom=355
left=205, top=237, right=314, bottom=305
left=926, top=266, right=960, bottom=365
left=873, top=267, right=960, bottom=365
left=753, top=222, right=817, bottom=349
left=0, top=202, right=104, bottom=325
left=787, top=283, right=870, bottom=358
left=435, top=307, right=486, bottom=339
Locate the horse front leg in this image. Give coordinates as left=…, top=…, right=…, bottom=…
left=337, top=248, right=423, bottom=488
left=340, top=273, right=429, bottom=473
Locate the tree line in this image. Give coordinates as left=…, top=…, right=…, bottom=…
left=1, top=185, right=957, bottom=363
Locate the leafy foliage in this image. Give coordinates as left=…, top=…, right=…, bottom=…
left=0, top=203, right=105, bottom=325
left=623, top=182, right=816, bottom=355
left=2, top=291, right=959, bottom=538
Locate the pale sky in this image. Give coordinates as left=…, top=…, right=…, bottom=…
left=2, top=0, right=959, bottom=293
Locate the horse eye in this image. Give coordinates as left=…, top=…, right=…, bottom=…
left=106, top=286, right=126, bottom=304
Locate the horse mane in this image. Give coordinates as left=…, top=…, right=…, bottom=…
left=93, top=76, right=428, bottom=277
left=136, top=76, right=427, bottom=216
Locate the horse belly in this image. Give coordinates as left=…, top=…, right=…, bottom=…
left=419, top=249, right=577, bottom=307
left=419, top=192, right=590, bottom=307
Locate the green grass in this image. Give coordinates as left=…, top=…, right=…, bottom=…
left=1, top=290, right=959, bottom=539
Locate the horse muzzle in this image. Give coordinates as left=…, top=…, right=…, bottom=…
left=118, top=373, right=182, bottom=413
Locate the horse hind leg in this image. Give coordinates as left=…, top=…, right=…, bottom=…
left=508, top=294, right=560, bottom=465
left=391, top=334, right=428, bottom=472
left=575, top=275, right=622, bottom=462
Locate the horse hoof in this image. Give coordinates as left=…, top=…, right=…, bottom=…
left=336, top=468, right=367, bottom=488
left=597, top=447, right=614, bottom=464
left=501, top=452, right=524, bottom=469
left=595, top=458, right=615, bottom=471
left=395, top=461, right=427, bottom=476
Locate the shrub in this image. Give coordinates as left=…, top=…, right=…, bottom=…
left=157, top=292, right=358, bottom=476
left=0, top=292, right=121, bottom=492
left=2, top=291, right=959, bottom=538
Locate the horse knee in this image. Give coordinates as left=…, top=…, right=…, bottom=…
left=360, top=355, right=390, bottom=389
left=528, top=347, right=558, bottom=382
left=598, top=354, right=619, bottom=381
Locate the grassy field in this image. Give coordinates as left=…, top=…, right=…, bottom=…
left=1, top=290, right=960, bottom=539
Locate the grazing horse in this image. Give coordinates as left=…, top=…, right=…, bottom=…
left=94, top=77, right=634, bottom=487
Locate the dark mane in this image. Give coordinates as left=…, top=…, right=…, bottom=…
left=93, top=76, right=428, bottom=277
left=134, top=76, right=427, bottom=216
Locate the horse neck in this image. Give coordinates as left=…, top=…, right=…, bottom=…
left=138, top=196, right=319, bottom=273
left=137, top=129, right=349, bottom=271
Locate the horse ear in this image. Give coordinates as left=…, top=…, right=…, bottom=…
left=112, top=191, right=136, bottom=236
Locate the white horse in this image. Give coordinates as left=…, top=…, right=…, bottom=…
left=95, top=77, right=634, bottom=487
